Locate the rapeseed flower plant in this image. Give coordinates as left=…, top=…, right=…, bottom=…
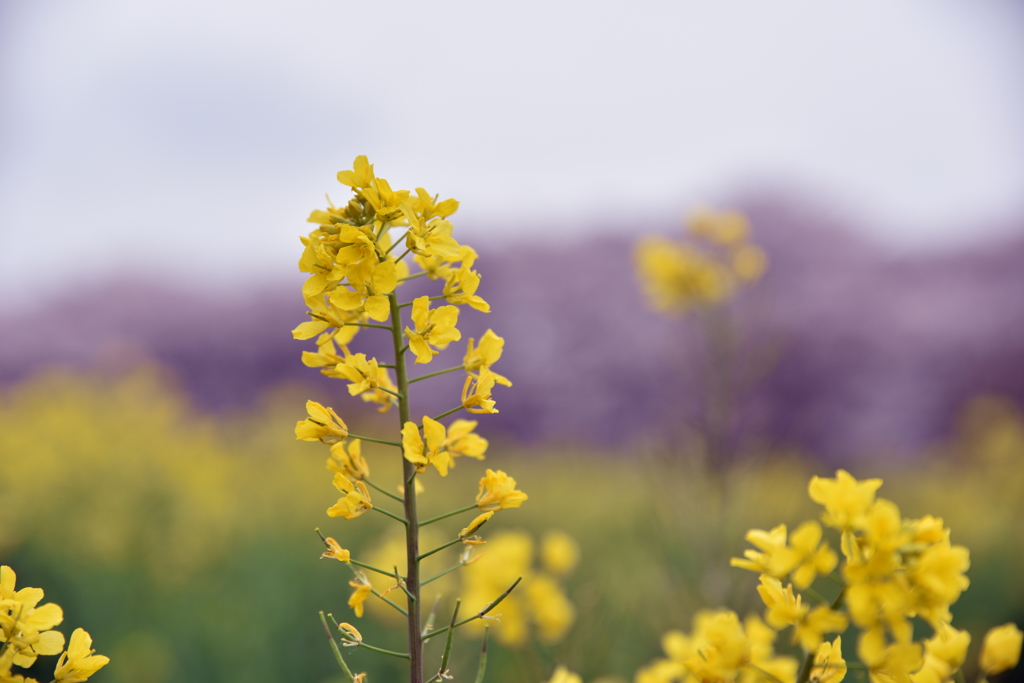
left=0, top=566, right=108, bottom=683
left=294, top=157, right=527, bottom=682
left=636, top=470, right=1022, bottom=683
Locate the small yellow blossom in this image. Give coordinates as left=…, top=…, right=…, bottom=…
left=336, top=155, right=375, bottom=189
left=320, top=537, right=351, bottom=563
left=462, top=367, right=503, bottom=414
left=53, top=628, right=109, bottom=683
left=810, top=637, right=847, bottom=683
left=775, top=521, right=839, bottom=589
left=545, top=666, right=583, bottom=683
left=731, top=524, right=789, bottom=576
left=348, top=575, right=373, bottom=618
left=401, top=416, right=454, bottom=477
left=526, top=575, right=576, bottom=645
left=858, top=627, right=924, bottom=683
left=401, top=205, right=461, bottom=259
left=635, top=237, right=732, bottom=314
left=327, top=440, right=370, bottom=481
left=476, top=469, right=528, bottom=511
left=980, top=623, right=1022, bottom=676
left=683, top=610, right=750, bottom=683
left=405, top=297, right=461, bottom=364
left=911, top=624, right=970, bottom=683
left=809, top=470, right=883, bottom=530
left=460, top=511, right=494, bottom=539
left=327, top=473, right=373, bottom=519
left=687, top=208, right=750, bottom=247
left=295, top=400, right=349, bottom=445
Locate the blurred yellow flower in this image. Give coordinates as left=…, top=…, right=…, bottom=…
left=809, top=470, right=883, bottom=531
left=810, top=637, right=847, bottom=683
left=979, top=623, right=1022, bottom=676
left=540, top=531, right=580, bottom=577
left=911, top=624, right=969, bottom=683
left=327, top=440, right=370, bottom=481
left=545, top=665, right=583, bottom=683
left=348, top=576, right=373, bottom=618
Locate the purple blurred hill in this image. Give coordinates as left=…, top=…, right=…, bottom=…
left=2, top=195, right=1023, bottom=461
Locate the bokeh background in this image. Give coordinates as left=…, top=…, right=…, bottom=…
left=2, top=2, right=1023, bottom=682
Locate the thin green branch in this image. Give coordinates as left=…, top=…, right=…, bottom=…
left=319, top=611, right=356, bottom=682
left=371, top=588, right=409, bottom=617
left=378, top=386, right=404, bottom=399
left=364, top=478, right=404, bottom=503
left=398, top=270, right=429, bottom=283
left=347, top=433, right=403, bottom=448
left=418, top=537, right=462, bottom=561
left=384, top=229, right=409, bottom=255
left=474, top=627, right=489, bottom=683
left=437, top=600, right=461, bottom=682
left=430, top=405, right=464, bottom=422
left=421, top=561, right=466, bottom=587
left=398, top=295, right=446, bottom=309
left=350, top=559, right=399, bottom=578
left=353, top=641, right=411, bottom=660
left=344, top=322, right=393, bottom=330
left=420, top=504, right=479, bottom=527
left=409, top=365, right=465, bottom=384
left=371, top=506, right=409, bottom=525
left=423, top=577, right=522, bottom=642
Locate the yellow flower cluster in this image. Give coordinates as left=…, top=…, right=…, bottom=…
left=637, top=471, right=1023, bottom=683
left=462, top=530, right=578, bottom=648
left=1, top=566, right=108, bottom=683
left=634, top=208, right=767, bottom=315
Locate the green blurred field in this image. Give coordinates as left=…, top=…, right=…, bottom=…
left=2, top=366, right=1022, bottom=683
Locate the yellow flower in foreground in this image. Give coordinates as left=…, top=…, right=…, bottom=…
left=774, top=521, right=839, bottom=589
left=464, top=330, right=511, bottom=382
left=53, top=628, right=109, bottom=683
left=858, top=627, right=923, bottom=683
left=731, top=524, right=789, bottom=576
left=476, top=469, right=528, bottom=511
left=810, top=637, right=847, bottom=683
left=336, top=154, right=375, bottom=189
left=405, top=297, right=461, bottom=364
left=980, top=623, right=1022, bottom=676
left=912, top=624, right=970, bottom=683
left=809, top=470, right=883, bottom=530
left=295, top=400, right=349, bottom=444
left=401, top=416, right=454, bottom=477
left=545, top=665, right=582, bottom=683
left=320, top=537, right=351, bottom=563
left=327, top=473, right=373, bottom=519
left=683, top=611, right=750, bottom=683
left=348, top=575, right=373, bottom=618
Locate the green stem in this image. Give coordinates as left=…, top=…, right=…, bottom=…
left=418, top=538, right=462, bottom=561
left=385, top=230, right=409, bottom=255
left=436, top=600, right=461, bottom=682
left=350, top=559, right=400, bottom=578
left=398, top=270, right=428, bottom=283
left=389, top=290, right=424, bottom=683
left=431, top=406, right=464, bottom=422
left=409, top=365, right=465, bottom=384
left=319, top=611, right=356, bottom=682
left=348, top=433, right=403, bottom=448
left=474, top=627, right=489, bottom=683
left=371, top=506, right=409, bottom=525
left=378, top=386, right=404, bottom=399
left=371, top=588, right=409, bottom=617
left=355, top=642, right=412, bottom=660
left=423, top=577, right=522, bottom=641
left=802, top=586, right=828, bottom=605
left=344, top=322, right=393, bottom=329
left=421, top=561, right=466, bottom=587
left=364, top=477, right=405, bottom=502
left=420, top=504, right=479, bottom=527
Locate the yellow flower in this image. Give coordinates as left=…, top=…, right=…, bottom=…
left=295, top=400, right=349, bottom=444
left=460, top=512, right=494, bottom=539
left=443, top=248, right=490, bottom=312
left=443, top=419, right=488, bottom=463
left=980, top=623, right=1022, bottom=676
left=540, top=531, right=580, bottom=577
left=327, top=440, right=370, bottom=481
left=810, top=637, right=847, bottom=683
left=687, top=208, right=750, bottom=247
left=327, top=473, right=373, bottom=519
left=405, top=297, right=461, bottom=364
left=327, top=353, right=384, bottom=397
left=348, top=575, right=373, bottom=618
left=634, top=237, right=732, bottom=314
left=0, top=567, right=66, bottom=669
left=526, top=575, right=576, bottom=645
left=462, top=367, right=503, bottom=414
left=757, top=575, right=807, bottom=630
left=809, top=470, right=883, bottom=530
left=683, top=611, right=750, bottom=683
left=328, top=259, right=397, bottom=322
left=53, top=629, right=109, bottom=683
left=401, top=416, right=454, bottom=477
left=858, top=627, right=923, bottom=683
left=407, top=186, right=459, bottom=220
left=464, top=330, right=512, bottom=386
left=911, top=624, right=970, bottom=683
left=731, top=524, right=789, bottom=576
left=320, top=537, right=351, bottom=563
left=401, top=205, right=461, bottom=259
left=360, top=176, right=409, bottom=223
left=545, top=666, right=583, bottom=683
left=476, top=469, right=528, bottom=511
left=774, top=521, right=839, bottom=589
left=907, top=540, right=969, bottom=627
left=336, top=155, right=375, bottom=189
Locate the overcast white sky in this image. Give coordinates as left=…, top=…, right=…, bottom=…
left=2, top=0, right=1023, bottom=310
